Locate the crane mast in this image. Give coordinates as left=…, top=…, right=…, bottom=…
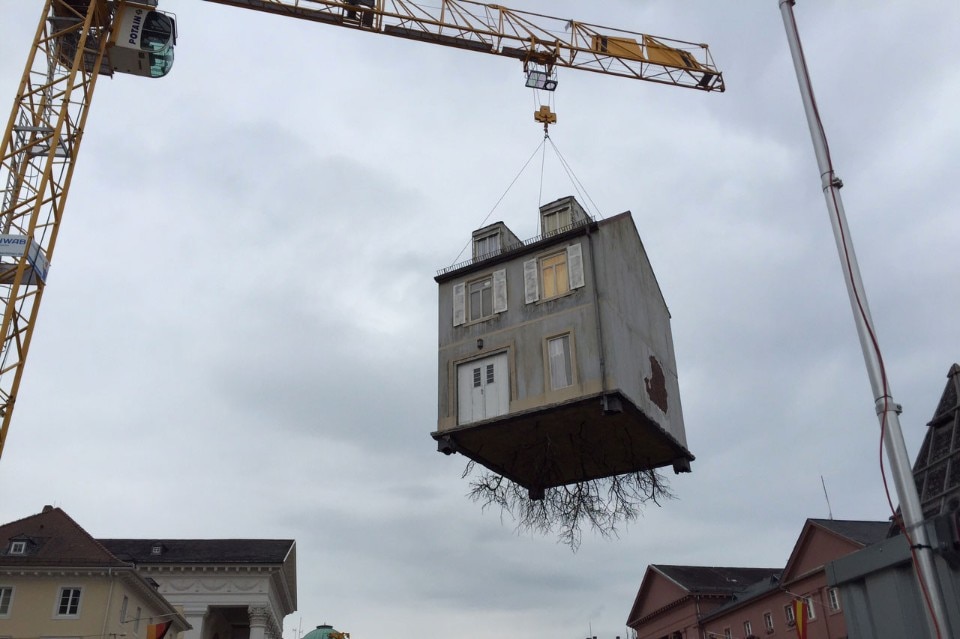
left=0, top=0, right=722, bottom=459
left=0, top=0, right=115, bottom=459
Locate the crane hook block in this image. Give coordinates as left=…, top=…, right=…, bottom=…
left=534, top=105, right=557, bottom=125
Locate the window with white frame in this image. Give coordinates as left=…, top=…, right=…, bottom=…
left=120, top=595, right=128, bottom=622
left=9, top=541, right=25, bottom=555
left=56, top=587, right=81, bottom=616
left=784, top=603, right=796, bottom=625
left=828, top=587, right=841, bottom=612
left=540, top=251, right=569, bottom=299
left=804, top=595, right=816, bottom=620
left=473, top=232, right=500, bottom=258
left=469, top=277, right=493, bottom=321
left=0, top=586, right=12, bottom=615
left=547, top=334, right=573, bottom=389
left=453, top=270, right=507, bottom=326
left=723, top=628, right=731, bottom=639
left=523, top=243, right=584, bottom=304
left=542, top=207, right=572, bottom=235
left=135, top=606, right=142, bottom=634
left=743, top=620, right=752, bottom=636
left=763, top=611, right=774, bottom=631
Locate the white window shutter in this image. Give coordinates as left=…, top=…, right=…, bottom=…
left=567, top=243, right=585, bottom=290
left=493, top=269, right=507, bottom=313
left=523, top=259, right=539, bottom=304
left=453, top=282, right=466, bottom=326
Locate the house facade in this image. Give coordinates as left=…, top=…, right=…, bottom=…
left=98, top=538, right=297, bottom=639
left=626, top=519, right=889, bottom=639
left=0, top=506, right=190, bottom=639
left=433, top=196, right=693, bottom=496
left=0, top=506, right=297, bottom=639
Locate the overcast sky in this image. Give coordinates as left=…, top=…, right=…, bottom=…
left=1, top=2, right=958, bottom=638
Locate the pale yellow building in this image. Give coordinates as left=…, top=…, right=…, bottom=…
left=0, top=506, right=190, bottom=639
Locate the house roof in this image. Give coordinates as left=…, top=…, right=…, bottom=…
left=654, top=565, right=781, bottom=594
left=99, top=538, right=295, bottom=564
left=810, top=519, right=891, bottom=546
left=781, top=518, right=889, bottom=583
left=0, top=506, right=191, bottom=632
left=0, top=505, right=128, bottom=567
left=626, top=564, right=781, bottom=627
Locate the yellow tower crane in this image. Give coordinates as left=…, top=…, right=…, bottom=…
left=0, top=0, right=723, bottom=459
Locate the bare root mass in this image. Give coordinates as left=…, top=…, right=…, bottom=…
left=464, top=462, right=673, bottom=551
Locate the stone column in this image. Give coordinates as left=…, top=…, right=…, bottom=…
left=180, top=605, right=209, bottom=639
left=248, top=606, right=270, bottom=639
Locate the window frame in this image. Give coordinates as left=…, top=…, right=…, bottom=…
left=784, top=602, right=796, bottom=625
left=468, top=275, right=495, bottom=322
left=763, top=611, right=774, bottom=631
left=546, top=332, right=575, bottom=390
left=827, top=587, right=841, bottom=612
left=539, top=250, right=570, bottom=300
left=542, top=208, right=572, bottom=235
left=523, top=242, right=584, bottom=305
left=804, top=595, right=816, bottom=620
left=9, top=541, right=25, bottom=555
left=453, top=269, right=506, bottom=327
left=0, top=586, right=12, bottom=616
left=55, top=586, right=82, bottom=617
left=743, top=620, right=752, bottom=636
left=473, top=231, right=501, bottom=258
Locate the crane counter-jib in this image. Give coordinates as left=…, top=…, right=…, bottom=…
left=0, top=0, right=723, bottom=460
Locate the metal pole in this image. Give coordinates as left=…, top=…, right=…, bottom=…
left=778, top=2, right=952, bottom=637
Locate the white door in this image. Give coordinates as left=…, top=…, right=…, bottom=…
left=457, top=353, right=509, bottom=425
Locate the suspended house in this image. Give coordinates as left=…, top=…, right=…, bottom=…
left=433, top=196, right=694, bottom=497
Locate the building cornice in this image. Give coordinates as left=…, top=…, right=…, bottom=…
left=629, top=591, right=732, bottom=627
left=435, top=218, right=599, bottom=282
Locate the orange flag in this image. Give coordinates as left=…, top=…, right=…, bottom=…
left=793, top=599, right=808, bottom=639
left=147, top=621, right=172, bottom=639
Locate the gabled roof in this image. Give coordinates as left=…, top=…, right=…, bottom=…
left=626, top=564, right=780, bottom=627
left=99, top=538, right=295, bottom=564
left=0, top=505, right=127, bottom=567
left=780, top=518, right=888, bottom=583
left=812, top=519, right=891, bottom=546
left=654, top=565, right=781, bottom=594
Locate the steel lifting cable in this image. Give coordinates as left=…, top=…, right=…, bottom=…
left=447, top=137, right=547, bottom=267
left=546, top=136, right=602, bottom=221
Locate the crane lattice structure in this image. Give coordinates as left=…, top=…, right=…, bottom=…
left=0, top=0, right=723, bottom=459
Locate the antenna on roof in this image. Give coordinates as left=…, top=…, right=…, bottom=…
left=820, top=475, right=834, bottom=520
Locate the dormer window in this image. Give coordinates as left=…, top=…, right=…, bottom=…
left=473, top=232, right=500, bottom=259
left=151, top=543, right=163, bottom=555
left=542, top=207, right=571, bottom=235
left=9, top=541, right=26, bottom=555
left=539, top=195, right=589, bottom=237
